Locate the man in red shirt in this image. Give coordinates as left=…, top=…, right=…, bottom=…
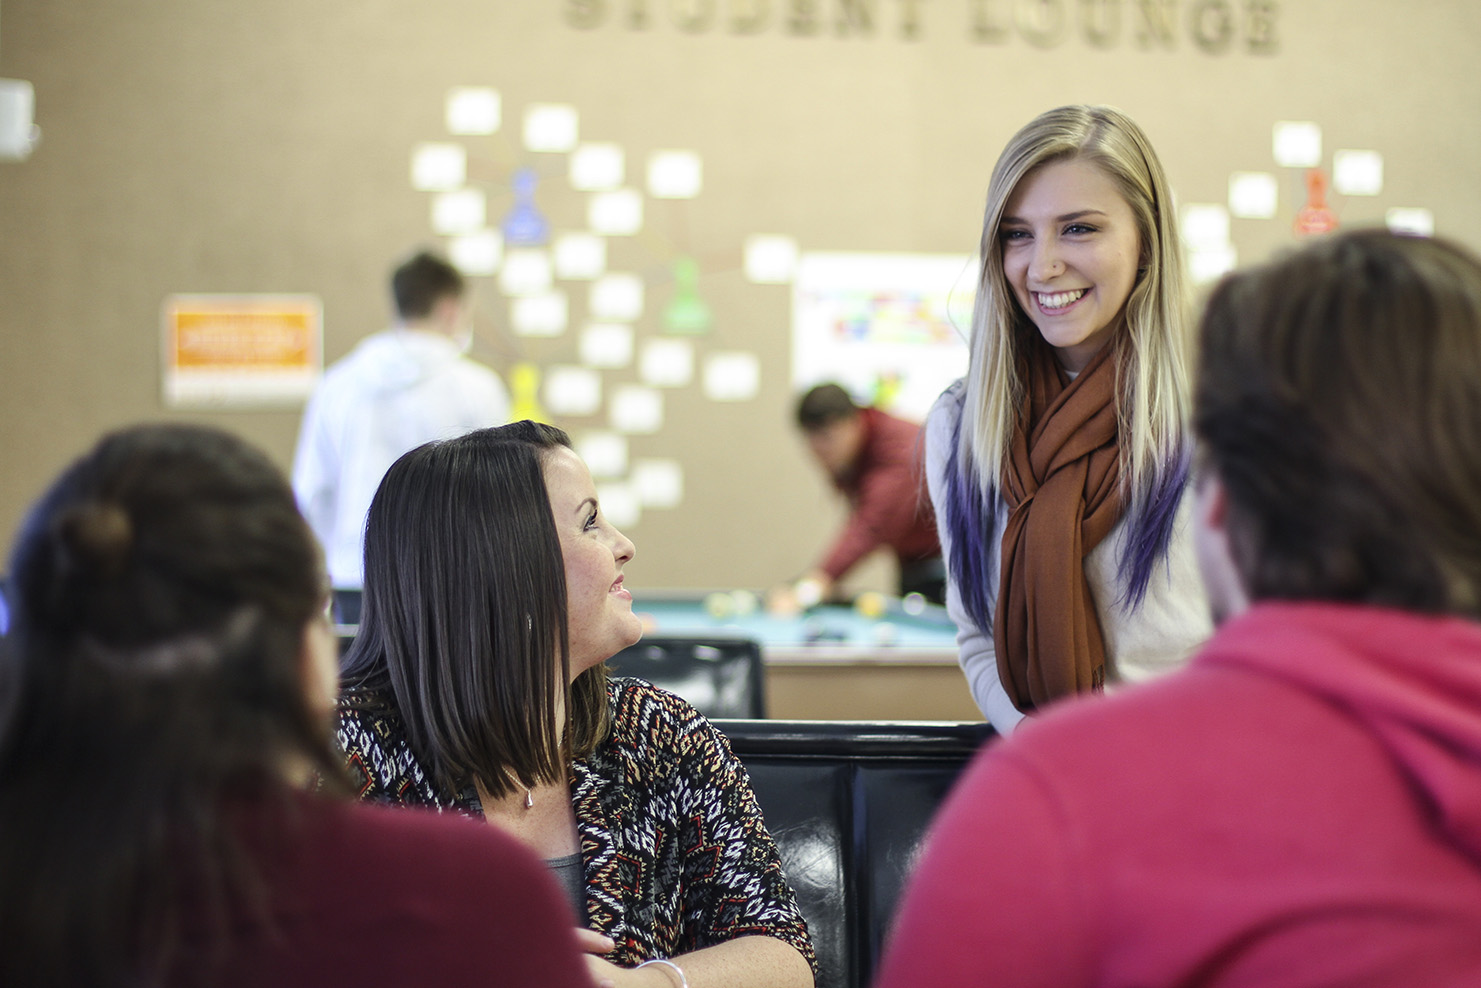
left=775, top=383, right=942, bottom=611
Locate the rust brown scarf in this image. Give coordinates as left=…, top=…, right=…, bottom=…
left=994, top=342, right=1123, bottom=711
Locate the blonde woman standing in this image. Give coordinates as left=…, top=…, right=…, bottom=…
left=927, top=105, right=1211, bottom=733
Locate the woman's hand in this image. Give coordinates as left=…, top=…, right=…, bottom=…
left=573, top=930, right=813, bottom=988
left=574, top=930, right=675, bottom=988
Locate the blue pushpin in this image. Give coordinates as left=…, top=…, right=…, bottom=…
left=502, top=167, right=549, bottom=247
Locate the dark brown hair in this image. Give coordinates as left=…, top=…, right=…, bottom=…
left=1196, top=229, right=1481, bottom=615
left=0, top=423, right=342, bottom=985
left=795, top=382, right=860, bottom=430
left=390, top=249, right=465, bottom=320
left=341, top=421, right=611, bottom=800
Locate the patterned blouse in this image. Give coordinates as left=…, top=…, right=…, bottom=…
left=336, top=677, right=816, bottom=972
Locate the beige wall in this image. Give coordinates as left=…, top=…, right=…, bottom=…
left=3, top=0, right=1478, bottom=592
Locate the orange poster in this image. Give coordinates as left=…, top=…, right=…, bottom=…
left=162, top=295, right=322, bottom=407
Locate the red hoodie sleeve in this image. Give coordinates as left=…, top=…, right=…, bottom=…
left=817, top=411, right=937, bottom=580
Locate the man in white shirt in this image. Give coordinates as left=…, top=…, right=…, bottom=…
left=293, top=250, right=510, bottom=596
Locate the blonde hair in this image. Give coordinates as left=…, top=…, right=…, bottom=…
left=959, top=105, right=1192, bottom=519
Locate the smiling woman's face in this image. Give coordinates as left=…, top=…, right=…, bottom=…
left=542, top=446, right=641, bottom=679
left=999, top=157, right=1143, bottom=373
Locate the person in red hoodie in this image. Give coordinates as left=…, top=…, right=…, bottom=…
left=875, top=229, right=1481, bottom=988
left=773, top=383, right=943, bottom=612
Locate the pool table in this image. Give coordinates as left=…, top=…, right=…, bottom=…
left=631, top=590, right=960, bottom=666
left=631, top=590, right=978, bottom=720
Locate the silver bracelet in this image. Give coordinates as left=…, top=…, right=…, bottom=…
left=637, top=958, right=689, bottom=988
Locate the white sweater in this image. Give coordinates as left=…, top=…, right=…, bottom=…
left=292, top=328, right=509, bottom=588
left=924, top=382, right=1211, bottom=733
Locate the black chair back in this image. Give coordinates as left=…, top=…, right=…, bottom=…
left=331, top=588, right=362, bottom=626
left=713, top=719, right=996, bottom=988
left=608, top=636, right=766, bottom=719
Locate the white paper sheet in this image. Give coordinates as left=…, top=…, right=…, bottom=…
left=577, top=431, right=629, bottom=478
left=647, top=150, right=703, bottom=198
left=445, top=87, right=501, bottom=135
left=744, top=235, right=800, bottom=283
left=554, top=233, right=607, bottom=280
left=1181, top=203, right=1232, bottom=250
left=1333, top=149, right=1383, bottom=196
left=431, top=189, right=486, bottom=234
left=590, top=274, right=644, bottom=321
left=610, top=385, right=663, bottom=433
left=1273, top=121, right=1322, bottom=168
left=1386, top=207, right=1435, bottom=236
left=1228, top=172, right=1278, bottom=219
left=702, top=351, right=761, bottom=402
left=510, top=292, right=568, bottom=337
left=1187, top=244, right=1238, bottom=286
left=589, top=189, right=644, bottom=236
left=544, top=364, right=603, bottom=416
left=449, top=231, right=503, bottom=276
left=499, top=249, right=553, bottom=297
left=632, top=459, right=684, bottom=508
left=411, top=143, right=467, bottom=191
left=639, top=338, right=694, bottom=387
left=580, top=323, right=634, bottom=368
left=596, top=481, right=641, bottom=529
left=570, top=143, right=625, bottom=191
left=524, top=104, right=579, bottom=152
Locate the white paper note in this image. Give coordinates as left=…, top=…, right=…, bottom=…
left=1333, top=149, right=1383, bottom=196
left=446, top=87, right=501, bottom=135
left=590, top=274, right=644, bottom=321
left=1181, top=203, right=1232, bottom=251
left=411, top=143, right=467, bottom=191
left=544, top=365, right=603, bottom=416
left=431, top=189, right=486, bottom=234
left=1187, top=245, right=1239, bottom=286
left=449, top=231, right=503, bottom=275
left=589, top=189, right=644, bottom=236
left=510, top=292, right=568, bottom=337
left=647, top=150, right=703, bottom=198
left=610, top=385, right=663, bottom=433
left=744, top=235, right=800, bottom=283
left=632, top=459, right=684, bottom=508
left=577, top=431, right=629, bottom=478
left=596, top=482, right=641, bottom=529
left=570, top=143, right=625, bottom=191
left=554, top=233, right=607, bottom=280
left=703, top=352, right=761, bottom=402
left=1386, top=207, right=1434, bottom=236
left=1273, top=121, right=1322, bottom=168
left=499, top=249, right=554, bottom=297
left=639, top=338, right=694, bottom=387
left=1228, top=172, right=1278, bottom=219
left=580, top=323, right=634, bottom=368
left=524, top=104, right=579, bottom=152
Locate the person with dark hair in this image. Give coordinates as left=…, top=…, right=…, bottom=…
left=0, top=423, right=591, bottom=987
left=338, top=421, right=816, bottom=988
left=293, top=248, right=509, bottom=597
left=772, top=383, right=943, bottom=613
left=877, top=229, right=1481, bottom=987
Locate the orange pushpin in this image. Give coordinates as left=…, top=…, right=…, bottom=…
left=1294, top=168, right=1338, bottom=237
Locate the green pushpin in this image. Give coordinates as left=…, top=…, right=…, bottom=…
left=664, top=256, right=712, bottom=334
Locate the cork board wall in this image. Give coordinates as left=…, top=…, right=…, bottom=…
left=2, top=0, right=1477, bottom=591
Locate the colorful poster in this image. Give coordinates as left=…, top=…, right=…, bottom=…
left=792, top=253, right=974, bottom=422
left=161, top=295, right=321, bottom=408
